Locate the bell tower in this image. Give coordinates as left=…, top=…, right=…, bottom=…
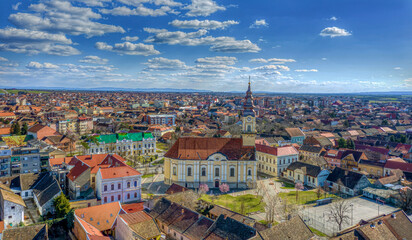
left=241, top=77, right=256, bottom=147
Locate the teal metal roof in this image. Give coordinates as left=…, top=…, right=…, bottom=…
left=95, top=132, right=153, bottom=144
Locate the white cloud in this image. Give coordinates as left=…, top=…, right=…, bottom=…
left=195, top=56, right=237, bottom=65
left=253, top=65, right=289, bottom=72
left=12, top=2, right=22, bottom=10
left=116, top=0, right=150, bottom=7
left=79, top=56, right=109, bottom=65
left=100, top=5, right=173, bottom=16
left=184, top=0, right=225, bottom=17
left=249, top=58, right=296, bottom=64
left=169, top=19, right=238, bottom=30
left=250, top=19, right=268, bottom=28
left=0, top=57, right=9, bottom=62
left=9, top=1, right=125, bottom=37
left=121, top=36, right=139, bottom=42
left=0, top=27, right=80, bottom=56
left=320, top=27, right=351, bottom=38
left=144, top=57, right=187, bottom=70
left=295, top=69, right=318, bottom=72
left=322, top=58, right=327, bottom=61
left=151, top=0, right=182, bottom=7
left=144, top=28, right=260, bottom=53
left=394, top=67, right=402, bottom=70
left=95, top=41, right=160, bottom=56
left=74, top=0, right=111, bottom=7
left=26, top=61, right=59, bottom=69
left=329, top=16, right=338, bottom=21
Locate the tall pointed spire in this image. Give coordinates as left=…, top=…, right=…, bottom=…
left=243, top=77, right=255, bottom=117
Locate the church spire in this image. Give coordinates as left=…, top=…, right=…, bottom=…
left=243, top=77, right=255, bottom=117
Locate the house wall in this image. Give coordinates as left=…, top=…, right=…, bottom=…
left=1, top=200, right=24, bottom=228
left=358, top=163, right=383, bottom=177
left=116, top=217, right=133, bottom=240
left=164, top=155, right=257, bottom=189
left=256, top=151, right=298, bottom=177
left=73, top=218, right=87, bottom=240
left=96, top=170, right=141, bottom=204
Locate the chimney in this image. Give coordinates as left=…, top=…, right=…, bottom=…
left=370, top=223, right=375, bottom=229
left=378, top=220, right=383, bottom=225
left=391, top=213, right=396, bottom=219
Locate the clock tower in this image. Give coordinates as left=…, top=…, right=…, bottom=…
left=242, top=78, right=256, bottom=147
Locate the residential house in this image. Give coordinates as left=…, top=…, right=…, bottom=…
left=358, top=159, right=386, bottom=178
left=299, top=145, right=326, bottom=167
left=285, top=128, right=305, bottom=145
left=116, top=210, right=161, bottom=240
left=1, top=224, right=48, bottom=240
left=95, top=166, right=142, bottom=204
left=333, top=210, right=412, bottom=240
left=73, top=201, right=121, bottom=240
left=286, top=161, right=330, bottom=188
left=0, top=188, right=25, bottom=228
left=340, top=150, right=368, bottom=172
left=31, top=172, right=62, bottom=216
left=256, top=144, right=299, bottom=177
left=10, top=147, right=41, bottom=175
left=323, top=149, right=343, bottom=169
left=304, top=136, right=334, bottom=148
left=326, top=167, right=371, bottom=196
left=383, top=159, right=412, bottom=179
left=27, top=124, right=59, bottom=140
left=256, top=216, right=315, bottom=240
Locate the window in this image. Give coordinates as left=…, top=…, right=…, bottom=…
left=201, top=167, right=206, bottom=176
left=247, top=125, right=251, bottom=132
left=134, top=181, right=137, bottom=187
left=187, top=167, right=192, bottom=176
left=104, top=185, right=107, bottom=192
left=215, top=167, right=219, bottom=177
left=11, top=206, right=15, bottom=210
left=127, top=182, right=131, bottom=188
left=118, top=183, right=121, bottom=189
left=111, top=196, right=114, bottom=202
left=127, top=193, right=130, bottom=199
left=118, top=195, right=121, bottom=201
left=134, top=192, right=137, bottom=198
left=248, top=168, right=252, bottom=176
left=173, top=166, right=177, bottom=176
left=104, top=197, right=107, bottom=203
left=111, top=184, right=114, bottom=191
left=230, top=168, right=235, bottom=177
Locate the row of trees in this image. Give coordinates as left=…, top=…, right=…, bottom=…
left=10, top=122, right=28, bottom=135
left=337, top=138, right=355, bottom=149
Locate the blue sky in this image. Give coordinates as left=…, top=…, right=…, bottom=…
left=0, top=0, right=411, bottom=92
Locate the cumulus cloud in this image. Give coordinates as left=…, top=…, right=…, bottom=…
left=144, top=28, right=260, bottom=53
left=195, top=56, right=237, bottom=65
left=95, top=41, right=160, bottom=56
left=74, top=0, right=111, bottom=7
left=12, top=2, right=22, bottom=10
left=253, top=65, right=290, bottom=72
left=100, top=5, right=173, bottom=16
left=121, top=36, right=139, bottom=42
left=144, top=57, right=187, bottom=70
left=151, top=0, right=182, bottom=7
left=26, top=61, right=59, bottom=69
left=169, top=19, right=238, bottom=30
left=250, top=19, right=268, bottom=28
left=79, top=56, right=109, bottom=65
left=0, top=27, right=80, bottom=56
left=320, top=27, right=351, bottom=38
left=249, top=58, right=296, bottom=64
left=0, top=57, right=9, bottom=62
left=184, top=0, right=225, bottom=17
left=295, top=69, right=318, bottom=72
left=9, top=1, right=125, bottom=37
left=394, top=67, right=402, bottom=70
left=329, top=16, right=338, bottom=21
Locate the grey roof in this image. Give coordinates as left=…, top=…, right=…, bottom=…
left=326, top=167, right=368, bottom=189
left=31, top=172, right=62, bottom=206
left=286, top=161, right=323, bottom=177
left=204, top=214, right=257, bottom=240
left=299, top=145, right=323, bottom=153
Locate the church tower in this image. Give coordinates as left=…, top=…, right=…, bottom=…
left=241, top=78, right=256, bottom=147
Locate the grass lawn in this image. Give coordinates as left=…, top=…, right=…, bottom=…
left=6, top=89, right=50, bottom=94
left=259, top=220, right=279, bottom=226
left=274, top=178, right=295, bottom=189
left=142, top=174, right=155, bottom=178
left=200, top=194, right=265, bottom=214
left=309, top=227, right=328, bottom=237
left=156, top=142, right=169, bottom=151
left=152, top=158, right=164, bottom=165
left=279, top=190, right=338, bottom=205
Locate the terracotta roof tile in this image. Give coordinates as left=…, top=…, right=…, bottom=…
left=75, top=201, right=121, bottom=232
left=99, top=166, right=141, bottom=179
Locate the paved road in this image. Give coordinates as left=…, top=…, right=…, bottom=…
left=300, top=196, right=399, bottom=236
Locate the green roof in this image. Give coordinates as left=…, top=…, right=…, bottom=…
left=95, top=132, right=153, bottom=144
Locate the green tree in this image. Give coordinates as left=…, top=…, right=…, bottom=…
left=346, top=139, right=355, bottom=149
left=66, top=208, right=75, bottom=229
left=11, top=122, right=21, bottom=135
left=53, top=193, right=71, bottom=218
left=338, top=138, right=347, bottom=149
left=21, top=122, right=28, bottom=135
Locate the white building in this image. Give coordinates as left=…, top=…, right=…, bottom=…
left=96, top=166, right=142, bottom=204
left=0, top=189, right=25, bottom=228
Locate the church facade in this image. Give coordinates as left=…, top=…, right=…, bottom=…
left=163, top=82, right=258, bottom=189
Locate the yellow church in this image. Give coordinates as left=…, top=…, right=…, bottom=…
left=164, top=82, right=258, bottom=189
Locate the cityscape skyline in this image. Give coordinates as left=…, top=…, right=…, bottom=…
left=0, top=0, right=411, bottom=93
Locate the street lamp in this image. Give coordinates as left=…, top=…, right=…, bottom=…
left=350, top=203, right=353, bottom=226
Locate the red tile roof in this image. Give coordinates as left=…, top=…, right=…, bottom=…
left=99, top=166, right=141, bottom=179
left=385, top=160, right=412, bottom=173
left=75, top=202, right=121, bottom=232
left=256, top=144, right=298, bottom=156
left=0, top=128, right=11, bottom=135
left=119, top=211, right=152, bottom=225
left=67, top=161, right=89, bottom=181
left=49, top=157, right=73, bottom=167
left=121, top=202, right=144, bottom=213
left=165, top=137, right=254, bottom=160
